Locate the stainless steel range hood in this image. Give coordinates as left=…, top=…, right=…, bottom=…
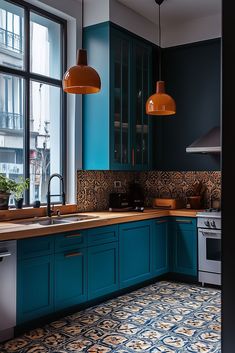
left=186, top=126, right=221, bottom=153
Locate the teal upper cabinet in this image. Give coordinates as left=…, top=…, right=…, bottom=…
left=132, top=39, right=152, bottom=170
left=83, top=22, right=152, bottom=170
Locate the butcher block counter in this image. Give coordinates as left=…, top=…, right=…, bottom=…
left=0, top=208, right=199, bottom=241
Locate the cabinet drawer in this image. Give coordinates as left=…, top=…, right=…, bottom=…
left=55, top=231, right=87, bottom=252
left=87, top=225, right=118, bottom=246
left=171, top=217, right=196, bottom=230
left=18, top=236, right=54, bottom=260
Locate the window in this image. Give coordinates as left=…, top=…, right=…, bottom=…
left=0, top=0, right=66, bottom=204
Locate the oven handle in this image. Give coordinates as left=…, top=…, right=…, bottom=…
left=200, top=230, right=221, bottom=237
left=0, top=251, right=12, bottom=259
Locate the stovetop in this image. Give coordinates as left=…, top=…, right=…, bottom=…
left=197, top=208, right=221, bottom=219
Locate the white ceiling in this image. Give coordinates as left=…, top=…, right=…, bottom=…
left=117, top=0, right=221, bottom=26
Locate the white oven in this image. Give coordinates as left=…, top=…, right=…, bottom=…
left=197, top=211, right=221, bottom=286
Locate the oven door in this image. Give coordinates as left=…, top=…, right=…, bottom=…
left=198, top=228, right=221, bottom=274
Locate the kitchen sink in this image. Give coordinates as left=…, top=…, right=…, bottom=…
left=14, top=214, right=99, bottom=226
left=59, top=214, right=99, bottom=222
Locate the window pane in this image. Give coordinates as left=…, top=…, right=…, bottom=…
left=30, top=12, right=61, bottom=79
left=30, top=81, right=61, bottom=203
left=0, top=0, right=24, bottom=69
left=0, top=73, right=24, bottom=205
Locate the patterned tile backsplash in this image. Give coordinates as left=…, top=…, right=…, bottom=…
left=77, top=171, right=221, bottom=211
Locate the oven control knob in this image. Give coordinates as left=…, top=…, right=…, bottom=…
left=204, top=220, right=210, bottom=227
left=210, top=220, right=216, bottom=228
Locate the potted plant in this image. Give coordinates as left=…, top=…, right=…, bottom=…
left=11, top=177, right=30, bottom=209
left=0, top=175, right=16, bottom=210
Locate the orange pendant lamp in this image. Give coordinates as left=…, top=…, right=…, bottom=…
left=146, top=0, right=176, bottom=116
left=63, top=0, right=101, bottom=94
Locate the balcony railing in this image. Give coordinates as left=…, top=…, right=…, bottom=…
left=0, top=112, right=23, bottom=130
left=0, top=27, right=23, bottom=54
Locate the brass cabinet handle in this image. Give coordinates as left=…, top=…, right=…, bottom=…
left=175, top=219, right=192, bottom=224
left=156, top=220, right=167, bottom=224
left=64, top=252, right=82, bottom=258
left=65, top=233, right=82, bottom=238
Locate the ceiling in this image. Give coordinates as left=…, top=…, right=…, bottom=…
left=117, top=0, right=221, bottom=26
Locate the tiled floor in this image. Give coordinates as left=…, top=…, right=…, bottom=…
left=0, top=281, right=221, bottom=353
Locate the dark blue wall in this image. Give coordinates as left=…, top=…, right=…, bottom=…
left=153, top=39, right=221, bottom=171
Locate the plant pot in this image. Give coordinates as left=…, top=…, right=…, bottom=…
left=0, top=192, right=10, bottom=210
left=14, top=198, right=24, bottom=209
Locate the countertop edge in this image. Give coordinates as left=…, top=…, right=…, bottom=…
left=0, top=209, right=199, bottom=241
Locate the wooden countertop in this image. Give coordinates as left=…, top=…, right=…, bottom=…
left=0, top=208, right=199, bottom=241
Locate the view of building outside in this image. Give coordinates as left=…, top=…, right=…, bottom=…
left=0, top=0, right=63, bottom=204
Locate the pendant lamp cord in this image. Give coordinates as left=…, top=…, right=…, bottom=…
left=81, top=0, right=84, bottom=47
left=158, top=3, right=162, bottom=81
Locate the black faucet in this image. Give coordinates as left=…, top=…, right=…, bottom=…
left=47, top=173, right=66, bottom=217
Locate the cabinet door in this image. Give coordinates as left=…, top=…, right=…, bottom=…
left=132, top=40, right=152, bottom=170
left=55, top=249, right=87, bottom=310
left=111, top=29, right=132, bottom=170
left=152, top=219, right=169, bottom=276
left=119, top=221, right=152, bottom=288
left=88, top=242, right=119, bottom=300
left=17, top=255, right=54, bottom=324
left=171, top=218, right=197, bottom=276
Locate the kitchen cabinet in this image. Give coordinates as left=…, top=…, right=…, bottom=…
left=119, top=220, right=152, bottom=288
left=17, top=254, right=54, bottom=324
left=83, top=22, right=152, bottom=170
left=88, top=242, right=119, bottom=300
left=55, top=248, right=87, bottom=310
left=16, top=216, right=198, bottom=326
left=152, top=218, right=169, bottom=276
left=87, top=225, right=119, bottom=299
left=169, top=218, right=197, bottom=277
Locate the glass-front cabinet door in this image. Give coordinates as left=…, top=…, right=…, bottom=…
left=111, top=29, right=132, bottom=169
left=132, top=40, right=152, bottom=170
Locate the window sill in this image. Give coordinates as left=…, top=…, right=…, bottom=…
left=0, top=204, right=78, bottom=222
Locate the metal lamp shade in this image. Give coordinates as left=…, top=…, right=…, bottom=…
left=63, top=49, right=101, bottom=94
left=146, top=81, right=176, bottom=116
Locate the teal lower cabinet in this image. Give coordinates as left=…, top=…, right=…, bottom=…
left=152, top=218, right=169, bottom=276
left=88, top=242, right=119, bottom=300
left=119, top=220, right=152, bottom=288
left=55, top=248, right=87, bottom=310
left=17, top=254, right=54, bottom=324
left=16, top=216, right=198, bottom=326
left=170, top=218, right=197, bottom=276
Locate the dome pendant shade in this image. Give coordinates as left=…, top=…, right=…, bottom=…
left=63, top=49, right=101, bottom=94
left=146, top=81, right=176, bottom=116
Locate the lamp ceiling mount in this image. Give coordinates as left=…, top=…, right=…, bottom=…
left=155, top=0, right=164, bottom=5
